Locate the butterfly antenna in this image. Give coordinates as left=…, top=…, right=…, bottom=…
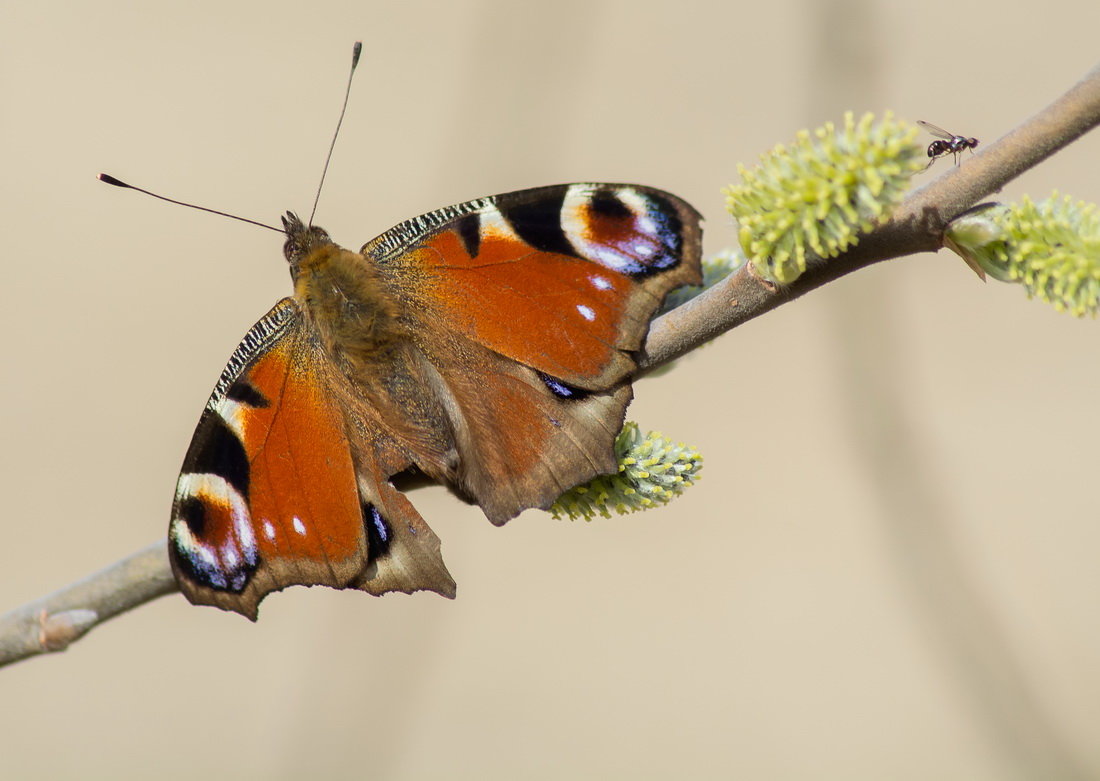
left=308, top=41, right=363, bottom=227
left=97, top=174, right=283, bottom=233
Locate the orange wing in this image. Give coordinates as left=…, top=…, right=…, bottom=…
left=364, top=184, right=703, bottom=390
left=168, top=299, right=454, bottom=619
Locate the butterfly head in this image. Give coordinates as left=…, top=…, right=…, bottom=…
left=282, top=211, right=334, bottom=276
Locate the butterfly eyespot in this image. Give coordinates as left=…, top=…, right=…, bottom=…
left=170, top=474, right=258, bottom=594
left=538, top=372, right=590, bottom=400
left=559, top=185, right=687, bottom=277
left=362, top=502, right=392, bottom=561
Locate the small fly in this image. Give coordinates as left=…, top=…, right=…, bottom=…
left=917, top=120, right=978, bottom=168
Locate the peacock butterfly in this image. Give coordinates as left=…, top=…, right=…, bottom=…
left=111, top=48, right=704, bottom=620
left=166, top=185, right=702, bottom=619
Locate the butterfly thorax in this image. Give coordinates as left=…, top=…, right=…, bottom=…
left=282, top=212, right=405, bottom=372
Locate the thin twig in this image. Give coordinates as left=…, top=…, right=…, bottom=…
left=2, top=61, right=1098, bottom=670
left=0, top=543, right=175, bottom=666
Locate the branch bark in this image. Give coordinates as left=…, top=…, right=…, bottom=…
left=0, top=543, right=175, bottom=666
left=3, top=61, right=1099, bottom=669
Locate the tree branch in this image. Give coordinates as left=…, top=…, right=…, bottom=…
left=641, top=59, right=1100, bottom=372
left=0, top=543, right=175, bottom=666
left=3, top=61, right=1098, bottom=670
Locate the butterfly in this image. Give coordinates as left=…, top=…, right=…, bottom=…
left=165, top=183, right=703, bottom=619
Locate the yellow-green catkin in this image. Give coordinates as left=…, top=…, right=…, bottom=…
left=550, top=423, right=703, bottom=521
left=725, top=111, right=924, bottom=284
left=947, top=193, right=1100, bottom=317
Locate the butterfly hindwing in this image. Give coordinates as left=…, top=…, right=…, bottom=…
left=409, top=319, right=633, bottom=524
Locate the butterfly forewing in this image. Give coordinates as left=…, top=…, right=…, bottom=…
left=168, top=299, right=454, bottom=618
left=365, top=184, right=703, bottom=390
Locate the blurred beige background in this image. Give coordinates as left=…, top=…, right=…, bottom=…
left=2, top=0, right=1099, bottom=778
